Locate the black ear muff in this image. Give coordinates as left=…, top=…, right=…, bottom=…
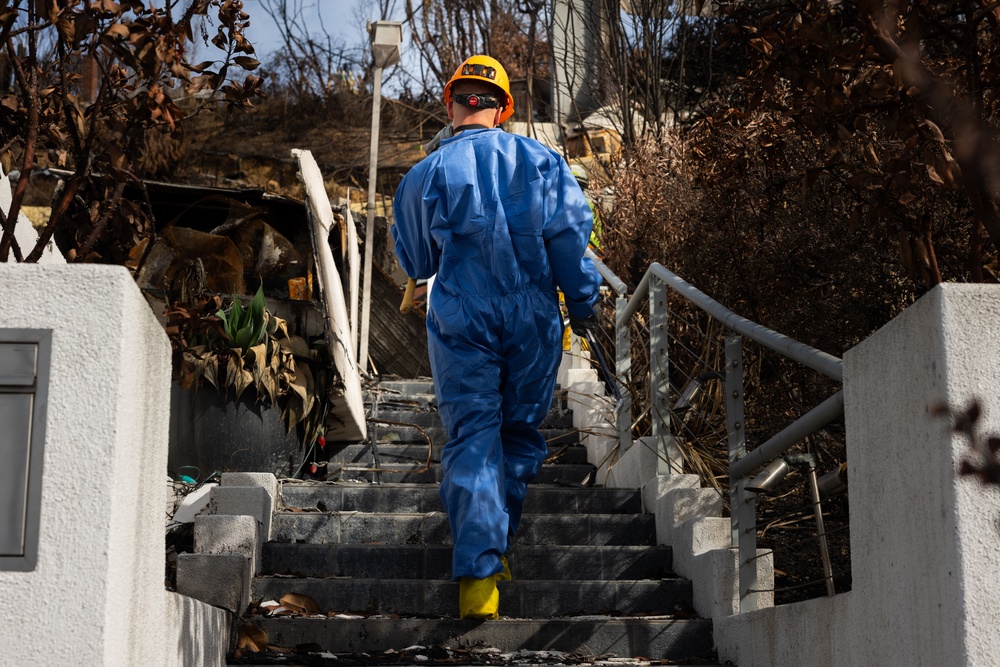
left=454, top=93, right=501, bottom=110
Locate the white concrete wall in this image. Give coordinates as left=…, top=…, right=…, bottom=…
left=715, top=591, right=853, bottom=667
left=0, top=264, right=228, bottom=666
left=165, top=591, right=230, bottom=666
left=715, top=284, right=1000, bottom=666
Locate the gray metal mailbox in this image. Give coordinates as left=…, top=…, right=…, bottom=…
left=0, top=330, right=51, bottom=571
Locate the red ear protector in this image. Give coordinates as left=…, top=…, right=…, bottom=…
left=453, top=93, right=502, bottom=110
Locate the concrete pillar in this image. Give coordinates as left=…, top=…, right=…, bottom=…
left=0, top=264, right=227, bottom=666
left=844, top=283, right=1000, bottom=666
left=715, top=284, right=1000, bottom=666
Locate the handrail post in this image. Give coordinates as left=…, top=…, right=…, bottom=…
left=649, top=275, right=671, bottom=473
left=725, top=335, right=757, bottom=612
left=807, top=464, right=836, bottom=596
left=725, top=335, right=746, bottom=547
left=615, top=295, right=632, bottom=450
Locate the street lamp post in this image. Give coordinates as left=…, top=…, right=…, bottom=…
left=359, top=20, right=402, bottom=375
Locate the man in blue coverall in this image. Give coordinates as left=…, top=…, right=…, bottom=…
left=391, top=55, right=602, bottom=620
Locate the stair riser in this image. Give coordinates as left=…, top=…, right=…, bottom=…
left=263, top=544, right=674, bottom=580
left=252, top=579, right=691, bottom=617
left=250, top=617, right=714, bottom=661
left=326, top=463, right=595, bottom=486
left=374, top=384, right=570, bottom=410
left=362, top=426, right=580, bottom=447
left=280, top=485, right=642, bottom=514
left=321, top=440, right=588, bottom=466
left=273, top=514, right=656, bottom=546
left=371, top=410, right=574, bottom=430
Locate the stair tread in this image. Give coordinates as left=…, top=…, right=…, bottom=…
left=364, top=426, right=580, bottom=446
left=370, top=409, right=574, bottom=428
left=326, top=464, right=596, bottom=485
left=272, top=512, right=655, bottom=547
left=326, top=434, right=587, bottom=460
left=241, top=616, right=714, bottom=662
left=279, top=482, right=641, bottom=514
left=251, top=577, right=693, bottom=617
left=262, top=543, right=674, bottom=580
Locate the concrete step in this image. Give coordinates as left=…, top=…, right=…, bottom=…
left=370, top=409, right=574, bottom=430
left=326, top=462, right=596, bottom=486
left=370, top=384, right=571, bottom=412
left=363, top=425, right=580, bottom=447
left=246, top=616, right=714, bottom=661
left=374, top=379, right=436, bottom=394
left=279, top=482, right=642, bottom=514
left=252, top=577, right=692, bottom=618
left=370, top=391, right=573, bottom=410
left=321, top=440, right=587, bottom=467
left=272, top=512, right=656, bottom=546
left=263, top=544, right=674, bottom=581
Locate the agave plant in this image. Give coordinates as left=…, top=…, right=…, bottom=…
left=217, top=285, right=268, bottom=352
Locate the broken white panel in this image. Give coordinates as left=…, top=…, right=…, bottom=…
left=291, top=149, right=366, bottom=442
left=0, top=167, right=64, bottom=263
left=341, top=203, right=361, bottom=356
left=168, top=482, right=217, bottom=526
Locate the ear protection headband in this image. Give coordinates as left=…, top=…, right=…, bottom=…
left=453, top=93, right=502, bottom=110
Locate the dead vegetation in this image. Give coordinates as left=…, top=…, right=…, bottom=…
left=591, top=0, right=1000, bottom=603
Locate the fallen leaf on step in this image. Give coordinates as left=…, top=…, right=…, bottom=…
left=237, top=624, right=268, bottom=653
left=279, top=592, right=321, bottom=615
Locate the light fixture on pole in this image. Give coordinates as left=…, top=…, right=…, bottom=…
left=358, top=19, right=402, bottom=375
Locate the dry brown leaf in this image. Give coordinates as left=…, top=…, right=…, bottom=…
left=279, top=592, right=321, bottom=615
left=237, top=624, right=268, bottom=653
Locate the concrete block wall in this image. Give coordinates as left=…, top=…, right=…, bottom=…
left=0, top=264, right=229, bottom=666
left=715, top=284, right=1000, bottom=666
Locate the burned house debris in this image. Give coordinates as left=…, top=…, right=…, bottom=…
left=43, top=151, right=431, bottom=476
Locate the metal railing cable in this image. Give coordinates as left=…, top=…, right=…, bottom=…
left=584, top=249, right=850, bottom=609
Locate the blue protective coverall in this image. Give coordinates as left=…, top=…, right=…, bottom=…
left=392, top=128, right=601, bottom=581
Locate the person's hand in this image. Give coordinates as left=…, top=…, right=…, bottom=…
left=569, top=314, right=598, bottom=337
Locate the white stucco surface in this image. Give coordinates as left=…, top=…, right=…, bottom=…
left=846, top=283, right=1000, bottom=665
left=715, top=284, right=1000, bottom=666
left=165, top=591, right=230, bottom=666
left=715, top=591, right=853, bottom=667
left=0, top=264, right=226, bottom=666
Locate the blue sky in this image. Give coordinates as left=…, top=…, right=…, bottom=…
left=239, top=0, right=398, bottom=64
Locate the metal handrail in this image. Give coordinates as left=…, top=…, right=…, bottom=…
left=591, top=255, right=847, bottom=612
left=729, top=390, right=845, bottom=481
left=618, top=263, right=843, bottom=382
left=586, top=248, right=629, bottom=296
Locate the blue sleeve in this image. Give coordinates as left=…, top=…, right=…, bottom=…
left=391, top=164, right=442, bottom=280
left=541, top=154, right=602, bottom=318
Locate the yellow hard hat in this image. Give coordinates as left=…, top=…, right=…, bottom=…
left=443, top=55, right=515, bottom=124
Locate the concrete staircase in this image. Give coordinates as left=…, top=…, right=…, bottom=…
left=232, top=379, right=719, bottom=663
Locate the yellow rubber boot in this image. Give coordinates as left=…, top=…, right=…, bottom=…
left=459, top=576, right=499, bottom=619
left=496, top=555, right=512, bottom=581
